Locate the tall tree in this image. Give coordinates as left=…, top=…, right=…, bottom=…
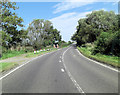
left=72, top=10, right=119, bottom=56
left=27, top=19, right=61, bottom=49
left=1, top=0, right=26, bottom=49
left=72, top=10, right=118, bottom=46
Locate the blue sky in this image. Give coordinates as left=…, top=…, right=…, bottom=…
left=15, top=1, right=118, bottom=41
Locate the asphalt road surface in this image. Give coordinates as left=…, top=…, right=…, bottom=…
left=1, top=45, right=119, bottom=94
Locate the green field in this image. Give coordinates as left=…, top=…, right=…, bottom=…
left=77, top=47, right=119, bottom=67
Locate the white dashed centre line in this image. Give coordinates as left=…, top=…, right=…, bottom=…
left=73, top=55, right=75, bottom=57
left=62, top=47, right=86, bottom=94
left=61, top=68, right=65, bottom=72
left=59, top=60, right=62, bottom=63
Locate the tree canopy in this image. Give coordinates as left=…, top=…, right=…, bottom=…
left=1, top=0, right=27, bottom=49
left=71, top=10, right=119, bottom=56
left=26, top=19, right=61, bottom=49
left=1, top=1, right=62, bottom=52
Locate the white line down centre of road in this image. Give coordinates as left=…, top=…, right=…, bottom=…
left=59, top=60, right=62, bottom=63
left=62, top=47, right=86, bottom=94
left=60, top=56, right=62, bottom=58
left=73, top=55, right=76, bottom=57
left=61, top=68, right=65, bottom=72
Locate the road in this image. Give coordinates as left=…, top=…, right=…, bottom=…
left=1, top=45, right=119, bottom=94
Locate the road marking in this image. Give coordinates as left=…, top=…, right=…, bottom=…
left=59, top=60, right=62, bottom=63
left=0, top=49, right=62, bottom=80
left=62, top=47, right=86, bottom=94
left=60, top=56, right=62, bottom=58
left=76, top=49, right=119, bottom=73
left=61, top=68, right=65, bottom=72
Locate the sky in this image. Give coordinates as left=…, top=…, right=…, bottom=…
left=15, top=1, right=118, bottom=41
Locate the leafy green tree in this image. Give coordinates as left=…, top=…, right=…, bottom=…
left=72, top=10, right=118, bottom=46
left=68, top=41, right=72, bottom=45
left=86, top=10, right=118, bottom=32
left=27, top=19, right=61, bottom=49
left=92, top=30, right=120, bottom=56
left=72, top=10, right=119, bottom=56
left=49, top=28, right=61, bottom=45
left=1, top=1, right=26, bottom=49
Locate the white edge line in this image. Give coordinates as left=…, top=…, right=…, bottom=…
left=76, top=49, right=119, bottom=73
left=62, top=47, right=86, bottom=94
left=0, top=49, right=62, bottom=80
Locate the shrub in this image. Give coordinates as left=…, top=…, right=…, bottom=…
left=111, top=31, right=120, bottom=56
left=2, top=47, right=7, bottom=53
left=92, top=31, right=120, bottom=56
left=25, top=46, right=34, bottom=52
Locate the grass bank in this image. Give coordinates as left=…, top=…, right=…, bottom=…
left=0, top=62, right=17, bottom=72
left=77, top=47, right=119, bottom=68
left=1, top=50, right=26, bottom=60
left=0, top=49, right=57, bottom=72
left=0, top=45, right=69, bottom=72
left=1, top=44, right=69, bottom=60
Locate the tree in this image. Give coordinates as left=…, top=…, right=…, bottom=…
left=68, top=41, right=72, bottom=45
left=86, top=10, right=118, bottom=32
left=1, top=0, right=26, bottom=49
left=27, top=19, right=61, bottom=49
left=92, top=30, right=120, bottom=56
left=72, top=10, right=119, bottom=56
left=72, top=10, right=118, bottom=46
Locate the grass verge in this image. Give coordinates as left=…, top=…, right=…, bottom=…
left=0, top=62, right=18, bottom=72
left=1, top=50, right=26, bottom=60
left=77, top=47, right=119, bottom=68
left=25, top=48, right=58, bottom=58
left=0, top=45, right=69, bottom=72
left=1, top=44, right=69, bottom=60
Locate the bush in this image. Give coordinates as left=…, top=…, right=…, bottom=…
left=68, top=41, right=73, bottom=45
left=92, top=32, right=109, bottom=54
left=92, top=31, right=120, bottom=56
left=111, top=31, right=120, bottom=56
left=25, top=46, right=34, bottom=52
left=2, top=47, right=7, bottom=53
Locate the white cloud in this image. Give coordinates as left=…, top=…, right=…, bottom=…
left=50, top=11, right=91, bottom=41
left=53, top=2, right=93, bottom=14
left=112, top=2, right=118, bottom=5
left=85, top=7, right=93, bottom=11
left=53, top=0, right=119, bottom=13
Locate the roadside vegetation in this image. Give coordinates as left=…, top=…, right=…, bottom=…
left=77, top=45, right=119, bottom=67
left=0, top=62, right=17, bottom=72
left=0, top=42, right=70, bottom=72
left=1, top=41, right=70, bottom=60
left=0, top=1, right=69, bottom=59
left=1, top=50, right=25, bottom=60
left=72, top=10, right=120, bottom=67
left=0, top=1, right=72, bottom=72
